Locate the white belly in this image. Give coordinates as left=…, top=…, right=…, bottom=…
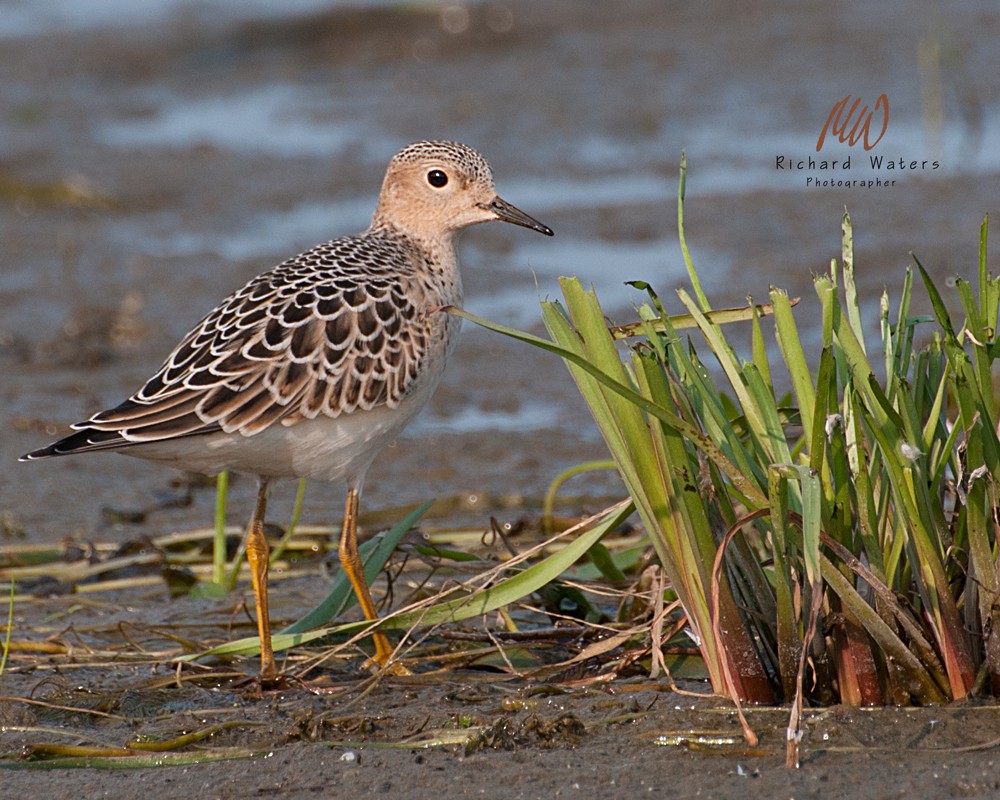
left=122, top=383, right=432, bottom=485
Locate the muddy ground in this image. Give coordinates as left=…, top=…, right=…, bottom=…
left=4, top=0, right=1000, bottom=796
left=4, top=564, right=1000, bottom=800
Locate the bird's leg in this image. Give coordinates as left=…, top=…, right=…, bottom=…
left=246, top=478, right=277, bottom=678
left=338, top=487, right=402, bottom=671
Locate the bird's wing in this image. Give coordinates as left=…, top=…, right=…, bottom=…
left=74, top=253, right=429, bottom=448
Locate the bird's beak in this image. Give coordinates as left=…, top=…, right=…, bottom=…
left=484, top=196, right=554, bottom=236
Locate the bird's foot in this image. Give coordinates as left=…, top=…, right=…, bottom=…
left=363, top=654, right=412, bottom=676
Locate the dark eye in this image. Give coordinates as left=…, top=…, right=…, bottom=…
left=427, top=169, right=448, bottom=188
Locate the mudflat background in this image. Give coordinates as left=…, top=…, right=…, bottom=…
left=4, top=0, right=1000, bottom=797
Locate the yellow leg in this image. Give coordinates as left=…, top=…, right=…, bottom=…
left=246, top=479, right=277, bottom=678
left=338, top=487, right=399, bottom=669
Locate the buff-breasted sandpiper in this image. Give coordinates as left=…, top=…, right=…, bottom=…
left=22, top=140, right=554, bottom=677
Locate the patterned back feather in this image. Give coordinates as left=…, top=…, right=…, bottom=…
left=85, top=229, right=435, bottom=442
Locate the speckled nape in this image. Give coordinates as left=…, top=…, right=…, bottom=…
left=21, top=140, right=553, bottom=678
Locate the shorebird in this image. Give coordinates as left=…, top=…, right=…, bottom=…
left=22, top=140, right=553, bottom=677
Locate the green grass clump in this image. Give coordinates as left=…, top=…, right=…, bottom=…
left=454, top=156, right=1000, bottom=762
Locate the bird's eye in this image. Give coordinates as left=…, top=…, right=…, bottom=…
left=427, top=169, right=448, bottom=188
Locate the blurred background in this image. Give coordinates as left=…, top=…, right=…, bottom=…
left=2, top=0, right=998, bottom=541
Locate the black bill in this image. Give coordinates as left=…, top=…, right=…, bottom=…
left=484, top=196, right=554, bottom=236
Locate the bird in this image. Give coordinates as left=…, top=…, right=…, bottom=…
left=21, top=140, right=554, bottom=678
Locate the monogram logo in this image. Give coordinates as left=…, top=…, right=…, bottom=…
left=816, top=94, right=889, bottom=152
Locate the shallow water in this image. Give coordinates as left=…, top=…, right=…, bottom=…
left=2, top=0, right=999, bottom=540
